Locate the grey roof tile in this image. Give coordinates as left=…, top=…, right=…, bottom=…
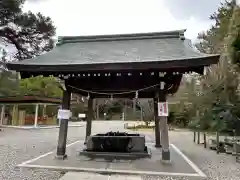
left=8, top=30, right=219, bottom=66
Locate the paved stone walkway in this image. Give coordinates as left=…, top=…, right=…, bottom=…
left=59, top=172, right=142, bottom=180
left=59, top=172, right=203, bottom=180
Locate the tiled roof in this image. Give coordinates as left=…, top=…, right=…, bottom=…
left=6, top=29, right=219, bottom=72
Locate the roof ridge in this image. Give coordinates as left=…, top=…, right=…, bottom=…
left=57, top=29, right=186, bottom=45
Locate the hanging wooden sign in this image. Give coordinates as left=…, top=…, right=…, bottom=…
left=57, top=109, right=72, bottom=120
left=158, top=102, right=168, bottom=117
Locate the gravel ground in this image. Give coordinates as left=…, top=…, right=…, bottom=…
left=144, top=130, right=240, bottom=180
left=1, top=122, right=240, bottom=180
left=0, top=127, right=83, bottom=180
left=0, top=121, right=123, bottom=180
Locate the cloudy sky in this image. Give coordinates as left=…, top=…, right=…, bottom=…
left=24, top=0, right=222, bottom=40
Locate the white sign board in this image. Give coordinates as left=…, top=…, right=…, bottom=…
left=57, top=109, right=72, bottom=119
left=158, top=102, right=168, bottom=117
left=78, top=113, right=86, bottom=118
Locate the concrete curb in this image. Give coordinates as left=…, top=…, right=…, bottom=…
left=0, top=125, right=83, bottom=130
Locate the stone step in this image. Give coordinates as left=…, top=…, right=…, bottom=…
left=59, top=172, right=205, bottom=180
left=59, top=172, right=108, bottom=180
left=59, top=172, right=142, bottom=180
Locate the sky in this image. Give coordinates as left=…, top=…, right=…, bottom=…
left=24, top=0, right=223, bottom=40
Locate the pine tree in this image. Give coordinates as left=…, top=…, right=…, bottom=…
left=0, top=0, right=56, bottom=60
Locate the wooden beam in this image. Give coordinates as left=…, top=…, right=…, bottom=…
left=67, top=74, right=160, bottom=91
left=15, top=58, right=215, bottom=74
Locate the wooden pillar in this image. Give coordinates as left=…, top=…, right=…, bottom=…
left=159, top=89, right=170, bottom=162
left=140, top=106, right=143, bottom=121
left=133, top=98, right=136, bottom=120
left=34, top=104, right=39, bottom=128
left=160, top=115, right=170, bottom=161
left=42, top=104, right=47, bottom=116
left=124, top=99, right=127, bottom=120
left=0, top=105, right=5, bottom=125
left=56, top=90, right=71, bottom=159
left=154, top=93, right=161, bottom=148
left=85, top=97, right=93, bottom=143
left=197, top=131, right=200, bottom=144
left=12, top=105, right=19, bottom=126
left=96, top=99, right=99, bottom=120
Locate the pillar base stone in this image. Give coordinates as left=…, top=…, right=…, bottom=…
left=55, top=154, right=67, bottom=160
left=155, top=144, right=162, bottom=148
left=162, top=149, right=170, bottom=161
left=161, top=159, right=172, bottom=165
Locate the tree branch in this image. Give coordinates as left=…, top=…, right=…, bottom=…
left=0, top=26, right=31, bottom=59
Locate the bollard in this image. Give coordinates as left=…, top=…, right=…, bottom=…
left=193, top=131, right=196, bottom=143
left=204, top=133, right=207, bottom=148
left=197, top=131, right=200, bottom=144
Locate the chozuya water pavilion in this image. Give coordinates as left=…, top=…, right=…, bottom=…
left=6, top=29, right=219, bottom=162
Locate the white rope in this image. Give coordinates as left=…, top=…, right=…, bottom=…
left=68, top=84, right=160, bottom=95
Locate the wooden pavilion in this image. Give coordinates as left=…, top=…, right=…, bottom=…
left=6, top=29, right=220, bottom=162
left=0, top=96, right=61, bottom=127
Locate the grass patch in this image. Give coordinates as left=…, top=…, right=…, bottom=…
left=126, top=124, right=154, bottom=130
